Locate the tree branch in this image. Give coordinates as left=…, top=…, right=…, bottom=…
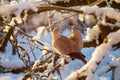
left=83, top=24, right=120, bottom=48
left=0, top=27, right=14, bottom=52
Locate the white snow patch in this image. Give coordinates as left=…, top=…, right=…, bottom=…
left=81, top=6, right=120, bottom=24
left=0, top=73, right=24, bottom=80
left=65, top=72, right=78, bottom=80
left=85, top=15, right=97, bottom=25
left=32, top=26, right=48, bottom=40
left=109, top=59, right=119, bottom=67
left=79, top=14, right=84, bottom=21
left=87, top=60, right=97, bottom=71
left=107, top=30, right=120, bottom=45
left=0, top=1, right=38, bottom=24
left=114, top=0, right=120, bottom=3
left=1, top=61, right=26, bottom=70
left=49, top=0, right=70, bottom=3
left=92, top=43, right=112, bottom=63
left=86, top=70, right=95, bottom=80
left=0, top=5, right=11, bottom=18
left=47, top=63, right=54, bottom=72
left=86, top=24, right=100, bottom=41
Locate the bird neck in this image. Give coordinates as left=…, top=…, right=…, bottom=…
left=73, top=31, right=80, bottom=38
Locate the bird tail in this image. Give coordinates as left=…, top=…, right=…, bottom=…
left=68, top=52, right=87, bottom=64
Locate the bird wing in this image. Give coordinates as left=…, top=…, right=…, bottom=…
left=54, top=35, right=80, bottom=55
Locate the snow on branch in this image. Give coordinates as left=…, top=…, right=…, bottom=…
left=0, top=0, right=38, bottom=24
left=32, top=26, right=48, bottom=41
left=0, top=1, right=82, bottom=20
left=66, top=29, right=120, bottom=80
left=49, top=0, right=70, bottom=3
left=96, top=55, right=120, bottom=80
left=1, top=0, right=120, bottom=31
left=115, top=0, right=120, bottom=3
left=83, top=23, right=120, bottom=48
left=0, top=61, right=26, bottom=72
left=85, top=24, right=100, bottom=42
left=80, top=6, right=120, bottom=26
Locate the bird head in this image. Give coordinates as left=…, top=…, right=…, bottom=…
left=52, top=28, right=62, bottom=34
left=71, top=26, right=77, bottom=32
left=52, top=28, right=62, bottom=45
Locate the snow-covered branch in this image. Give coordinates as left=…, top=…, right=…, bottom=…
left=96, top=55, right=120, bottom=80
left=80, top=6, right=120, bottom=26
left=1, top=1, right=120, bottom=32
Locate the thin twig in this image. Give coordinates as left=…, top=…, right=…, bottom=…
left=47, top=13, right=78, bottom=30
left=27, top=39, right=37, bottom=60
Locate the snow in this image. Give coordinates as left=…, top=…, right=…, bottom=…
left=85, top=15, right=97, bottom=26
left=32, top=58, right=40, bottom=69
left=12, top=1, right=38, bottom=12
left=107, top=30, right=120, bottom=45
left=80, top=6, right=120, bottom=25
left=31, top=13, right=48, bottom=27
left=3, top=26, right=11, bottom=32
left=86, top=24, right=100, bottom=41
left=1, top=60, right=25, bottom=70
left=79, top=14, right=84, bottom=22
left=109, top=59, right=119, bottom=67
left=0, top=0, right=38, bottom=25
left=12, top=1, right=38, bottom=24
left=86, top=70, right=95, bottom=80
left=0, top=5, right=11, bottom=18
left=43, top=43, right=55, bottom=53
left=65, top=72, right=78, bottom=80
left=32, top=26, right=48, bottom=40
left=114, top=0, right=120, bottom=3
left=87, top=60, right=97, bottom=71
left=96, top=58, right=120, bottom=80
left=49, top=73, right=58, bottom=80
left=0, top=73, right=24, bottom=80
left=79, top=14, right=97, bottom=26
left=49, top=0, right=70, bottom=3
left=92, top=43, right=112, bottom=63
left=47, top=63, right=54, bottom=72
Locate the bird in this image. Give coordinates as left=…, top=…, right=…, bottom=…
left=68, top=26, right=86, bottom=58
left=52, top=27, right=87, bottom=64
